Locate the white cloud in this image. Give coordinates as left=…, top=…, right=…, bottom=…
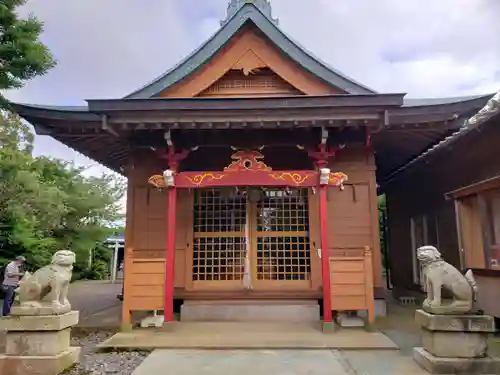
left=271, top=0, right=499, bottom=97
left=4, top=0, right=500, bottom=182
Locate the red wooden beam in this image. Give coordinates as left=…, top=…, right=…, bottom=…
left=149, top=170, right=348, bottom=189
left=149, top=149, right=347, bottom=189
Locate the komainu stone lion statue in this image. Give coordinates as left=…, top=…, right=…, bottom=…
left=417, top=245, right=477, bottom=314
left=15, top=250, right=76, bottom=315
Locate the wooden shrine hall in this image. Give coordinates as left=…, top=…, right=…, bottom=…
left=12, top=1, right=492, bottom=329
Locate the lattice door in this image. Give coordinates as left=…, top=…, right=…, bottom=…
left=252, top=188, right=312, bottom=289
left=193, top=188, right=247, bottom=288
left=192, top=188, right=312, bottom=290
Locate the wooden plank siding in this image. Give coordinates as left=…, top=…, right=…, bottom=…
left=328, top=147, right=383, bottom=289
left=122, top=152, right=193, bottom=320
left=121, top=146, right=383, bottom=318
left=385, top=115, right=500, bottom=291
left=329, top=247, right=375, bottom=323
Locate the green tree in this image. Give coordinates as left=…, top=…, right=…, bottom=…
left=0, top=111, right=126, bottom=280
left=0, top=0, right=56, bottom=107
left=0, top=3, right=122, bottom=280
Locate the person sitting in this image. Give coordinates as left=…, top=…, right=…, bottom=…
left=2, top=256, right=26, bottom=316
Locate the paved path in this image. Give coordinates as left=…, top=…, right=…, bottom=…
left=132, top=349, right=431, bottom=375
left=68, top=280, right=122, bottom=328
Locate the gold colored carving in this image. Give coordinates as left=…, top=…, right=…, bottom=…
left=148, top=174, right=166, bottom=188
left=232, top=49, right=268, bottom=75
left=186, top=173, right=226, bottom=186
left=269, top=172, right=313, bottom=185
left=224, top=150, right=272, bottom=172
left=329, top=172, right=348, bottom=187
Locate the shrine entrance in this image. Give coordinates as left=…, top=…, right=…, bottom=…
left=191, top=187, right=312, bottom=291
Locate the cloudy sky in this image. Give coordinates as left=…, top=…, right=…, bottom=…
left=6, top=0, right=500, bottom=177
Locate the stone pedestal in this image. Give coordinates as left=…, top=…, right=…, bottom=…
left=0, top=311, right=80, bottom=375
left=413, top=309, right=500, bottom=374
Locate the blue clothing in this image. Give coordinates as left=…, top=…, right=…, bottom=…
left=2, top=285, right=16, bottom=316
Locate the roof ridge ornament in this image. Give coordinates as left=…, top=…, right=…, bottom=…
left=221, top=0, right=279, bottom=26
left=466, top=91, right=500, bottom=127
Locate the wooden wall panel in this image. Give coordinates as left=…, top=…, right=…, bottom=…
left=327, top=184, right=372, bottom=248
left=459, top=196, right=486, bottom=269
left=199, top=69, right=302, bottom=98
left=326, top=147, right=383, bottom=288
left=122, top=174, right=135, bottom=325
left=131, top=187, right=167, bottom=252
left=385, top=191, right=414, bottom=289
left=132, top=187, right=149, bottom=251
left=329, top=249, right=375, bottom=323
left=127, top=258, right=165, bottom=311
left=435, top=202, right=461, bottom=267
left=385, top=118, right=500, bottom=290
left=123, top=152, right=195, bottom=314
left=307, top=189, right=322, bottom=289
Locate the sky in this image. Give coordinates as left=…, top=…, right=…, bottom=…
left=5, top=0, right=500, bottom=179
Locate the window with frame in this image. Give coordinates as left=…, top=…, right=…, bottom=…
left=481, top=190, right=500, bottom=267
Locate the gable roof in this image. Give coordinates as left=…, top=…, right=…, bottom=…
left=125, top=3, right=375, bottom=99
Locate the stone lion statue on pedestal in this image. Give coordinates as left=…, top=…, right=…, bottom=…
left=15, top=250, right=76, bottom=315
left=417, top=245, right=477, bottom=314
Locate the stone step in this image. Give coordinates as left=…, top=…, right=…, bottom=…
left=180, top=300, right=320, bottom=322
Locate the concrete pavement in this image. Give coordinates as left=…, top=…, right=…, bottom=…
left=131, top=349, right=432, bottom=375
left=98, top=321, right=398, bottom=350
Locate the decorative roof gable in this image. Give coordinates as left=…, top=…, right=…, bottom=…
left=125, top=3, right=375, bottom=99
left=221, top=0, right=278, bottom=26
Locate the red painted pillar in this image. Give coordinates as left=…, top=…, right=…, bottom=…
left=318, top=185, right=333, bottom=323
left=158, top=146, right=189, bottom=323
left=164, top=186, right=177, bottom=322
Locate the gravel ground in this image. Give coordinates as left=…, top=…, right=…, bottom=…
left=64, top=332, right=149, bottom=375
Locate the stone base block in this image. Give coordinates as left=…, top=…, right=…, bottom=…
left=413, top=347, right=500, bottom=374
left=181, top=300, right=320, bottom=322
left=0, top=346, right=81, bottom=375
left=358, top=298, right=387, bottom=318
left=321, top=321, right=338, bottom=333
left=415, top=309, right=495, bottom=332
left=337, top=313, right=365, bottom=328
left=0, top=311, right=79, bottom=331
left=6, top=328, right=71, bottom=356
left=10, top=304, right=71, bottom=316
left=421, top=328, right=488, bottom=358
left=140, top=313, right=164, bottom=328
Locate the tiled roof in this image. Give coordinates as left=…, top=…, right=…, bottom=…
left=402, top=95, right=488, bottom=107
left=384, top=91, right=500, bottom=183
left=125, top=3, right=375, bottom=98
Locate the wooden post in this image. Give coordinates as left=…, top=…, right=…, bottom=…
left=164, top=186, right=177, bottom=322
left=121, top=163, right=135, bottom=330
left=319, top=185, right=333, bottom=323
left=364, top=246, right=375, bottom=325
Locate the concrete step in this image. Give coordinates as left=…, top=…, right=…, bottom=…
left=180, top=300, right=320, bottom=322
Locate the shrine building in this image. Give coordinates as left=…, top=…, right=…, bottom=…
left=12, top=1, right=493, bottom=328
